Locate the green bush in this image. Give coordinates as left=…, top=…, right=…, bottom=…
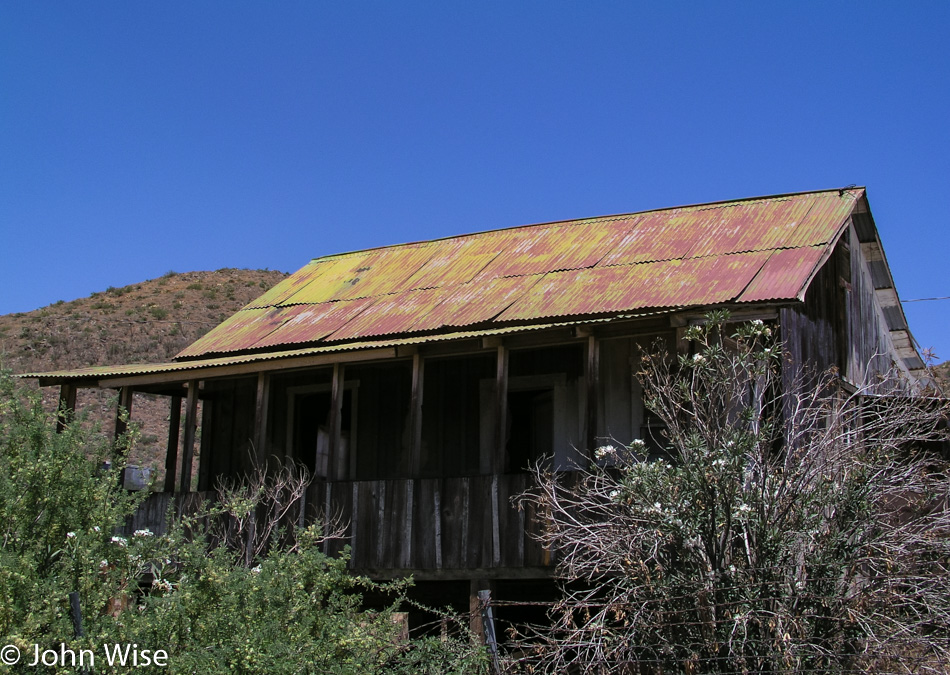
left=0, top=373, right=485, bottom=673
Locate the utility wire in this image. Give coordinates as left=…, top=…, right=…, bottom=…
left=901, top=296, right=950, bottom=303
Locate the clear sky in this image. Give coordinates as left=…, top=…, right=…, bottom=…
left=2, top=3, right=948, bottom=360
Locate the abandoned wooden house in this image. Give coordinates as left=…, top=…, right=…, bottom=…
left=23, top=186, right=924, bottom=620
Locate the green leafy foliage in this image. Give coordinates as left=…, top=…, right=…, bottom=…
left=0, top=372, right=485, bottom=674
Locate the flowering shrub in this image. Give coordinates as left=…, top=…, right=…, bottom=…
left=525, top=313, right=950, bottom=674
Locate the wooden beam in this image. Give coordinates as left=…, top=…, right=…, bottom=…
left=179, top=381, right=199, bottom=493
left=253, top=372, right=271, bottom=466
left=164, top=395, right=182, bottom=492
left=113, top=386, right=134, bottom=444
left=56, top=383, right=77, bottom=433
left=492, top=345, right=509, bottom=473
left=328, top=363, right=345, bottom=480
left=97, top=346, right=397, bottom=389
left=408, top=353, right=425, bottom=474
left=585, top=334, right=600, bottom=457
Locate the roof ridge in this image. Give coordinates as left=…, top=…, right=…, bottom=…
left=309, top=187, right=864, bottom=263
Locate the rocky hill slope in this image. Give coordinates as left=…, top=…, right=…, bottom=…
left=1, top=268, right=288, bottom=482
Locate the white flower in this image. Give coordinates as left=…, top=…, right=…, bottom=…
left=100, top=560, right=110, bottom=568
left=133, top=528, right=153, bottom=538
left=692, top=353, right=706, bottom=363
left=250, top=565, right=262, bottom=574
left=111, top=536, right=127, bottom=547
left=93, top=526, right=101, bottom=533
left=653, top=502, right=662, bottom=511
left=594, top=445, right=616, bottom=460
left=608, top=489, right=621, bottom=500
left=66, top=532, right=76, bottom=539
left=630, top=439, right=646, bottom=449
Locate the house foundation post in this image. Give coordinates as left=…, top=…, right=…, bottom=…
left=179, top=380, right=199, bottom=493
left=164, top=395, right=182, bottom=492
left=56, top=383, right=77, bottom=433
left=585, top=334, right=600, bottom=456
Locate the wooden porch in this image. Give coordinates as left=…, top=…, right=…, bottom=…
left=120, top=473, right=553, bottom=578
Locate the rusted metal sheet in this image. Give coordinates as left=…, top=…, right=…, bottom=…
left=472, top=218, right=635, bottom=280
left=178, top=307, right=291, bottom=358
left=254, top=298, right=377, bottom=348
left=175, top=189, right=863, bottom=358
left=282, top=245, right=433, bottom=304
left=323, top=288, right=447, bottom=341
left=738, top=246, right=826, bottom=303
left=242, top=261, right=320, bottom=309
left=414, top=275, right=545, bottom=331
left=498, top=251, right=771, bottom=322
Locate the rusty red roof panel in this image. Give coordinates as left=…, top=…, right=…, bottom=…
left=497, top=251, right=771, bottom=322
left=473, top=218, right=635, bottom=280
left=412, top=275, right=545, bottom=331
left=398, top=235, right=508, bottom=290
left=252, top=298, right=377, bottom=349
left=737, top=246, right=826, bottom=303
left=177, top=307, right=294, bottom=358
left=324, top=287, right=447, bottom=341
left=177, top=188, right=863, bottom=358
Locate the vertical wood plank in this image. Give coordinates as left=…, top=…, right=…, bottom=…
left=433, top=484, right=443, bottom=569
left=179, top=381, right=199, bottom=493
left=328, top=363, right=345, bottom=480
left=349, top=482, right=359, bottom=568
left=492, top=345, right=509, bottom=473
left=56, top=383, right=76, bottom=433
left=408, top=353, right=425, bottom=474
left=253, top=372, right=270, bottom=466
left=585, top=334, right=600, bottom=456
left=113, top=386, right=134, bottom=443
left=491, top=474, right=501, bottom=566
left=164, top=395, right=182, bottom=492
left=403, top=479, right=414, bottom=568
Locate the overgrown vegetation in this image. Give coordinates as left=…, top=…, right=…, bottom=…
left=522, top=313, right=950, bottom=674
left=0, top=372, right=485, bottom=674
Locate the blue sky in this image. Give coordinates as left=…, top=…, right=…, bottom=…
left=2, top=3, right=949, bottom=360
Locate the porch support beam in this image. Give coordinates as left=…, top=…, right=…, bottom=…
left=408, top=353, right=425, bottom=474
left=253, top=372, right=271, bottom=466
left=328, top=363, right=345, bottom=480
left=179, top=380, right=199, bottom=493
left=164, top=395, right=182, bottom=492
left=490, top=345, right=509, bottom=474
left=113, top=386, right=133, bottom=445
left=56, top=383, right=77, bottom=433
left=585, top=334, right=600, bottom=457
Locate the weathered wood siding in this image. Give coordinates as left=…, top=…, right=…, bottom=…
left=125, top=474, right=550, bottom=575
left=782, top=223, right=900, bottom=391
left=845, top=224, right=899, bottom=385
left=310, top=473, right=549, bottom=573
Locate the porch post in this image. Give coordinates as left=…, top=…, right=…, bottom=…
left=113, top=386, right=133, bottom=444
left=253, top=372, right=271, bottom=466
left=585, top=334, right=600, bottom=456
left=328, top=363, right=345, bottom=480
left=408, top=352, right=425, bottom=474
left=179, top=380, right=199, bottom=493
left=56, top=383, right=77, bottom=433
left=492, top=345, right=509, bottom=473
left=164, top=395, right=182, bottom=492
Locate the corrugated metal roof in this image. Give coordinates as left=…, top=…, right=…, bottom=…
left=177, top=188, right=865, bottom=359
left=22, top=315, right=665, bottom=384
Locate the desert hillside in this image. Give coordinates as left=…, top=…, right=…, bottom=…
left=0, top=268, right=289, bottom=482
